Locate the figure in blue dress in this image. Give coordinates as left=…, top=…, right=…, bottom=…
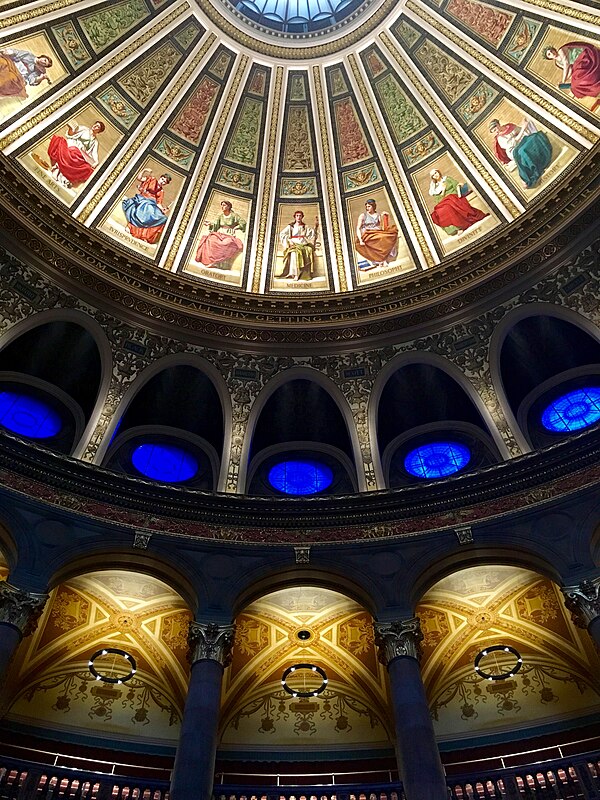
left=122, top=169, right=172, bottom=244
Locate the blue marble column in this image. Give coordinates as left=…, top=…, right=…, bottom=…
left=0, top=583, right=46, bottom=693
left=375, top=618, right=447, bottom=800
left=563, top=577, right=600, bottom=649
left=170, top=622, right=235, bottom=800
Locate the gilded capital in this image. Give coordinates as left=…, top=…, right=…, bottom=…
left=0, top=583, right=47, bottom=637
left=562, top=577, right=600, bottom=629
left=374, top=617, right=423, bottom=665
left=188, top=622, right=235, bottom=666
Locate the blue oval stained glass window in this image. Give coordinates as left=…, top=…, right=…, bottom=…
left=541, top=388, right=600, bottom=433
left=131, top=443, right=198, bottom=483
left=0, top=391, right=62, bottom=438
left=268, top=460, right=333, bottom=495
left=404, top=442, right=471, bottom=479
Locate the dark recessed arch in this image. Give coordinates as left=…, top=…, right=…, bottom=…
left=491, top=305, right=600, bottom=450
left=0, top=311, right=111, bottom=456
left=240, top=368, right=363, bottom=495
left=100, top=355, right=229, bottom=491
left=370, top=354, right=504, bottom=488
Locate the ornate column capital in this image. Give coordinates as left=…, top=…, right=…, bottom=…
left=562, top=577, right=600, bottom=629
left=188, top=622, right=235, bottom=666
left=0, top=583, right=47, bottom=637
left=374, top=617, right=423, bottom=665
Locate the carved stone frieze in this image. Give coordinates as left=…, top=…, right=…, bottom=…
left=374, top=617, right=423, bottom=664
left=0, top=231, right=598, bottom=492
left=562, top=577, right=600, bottom=629
left=0, top=583, right=47, bottom=636
left=188, top=622, right=235, bottom=666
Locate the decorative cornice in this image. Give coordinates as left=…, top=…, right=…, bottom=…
left=0, top=583, right=47, bottom=637
left=198, top=0, right=399, bottom=59
left=188, top=621, right=235, bottom=665
left=0, top=427, right=598, bottom=543
left=374, top=617, right=423, bottom=664
left=562, top=577, right=600, bottom=629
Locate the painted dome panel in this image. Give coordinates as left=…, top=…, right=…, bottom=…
left=0, top=0, right=598, bottom=331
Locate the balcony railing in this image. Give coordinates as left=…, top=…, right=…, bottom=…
left=0, top=754, right=599, bottom=800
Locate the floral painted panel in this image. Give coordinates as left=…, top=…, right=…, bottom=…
left=446, top=0, right=514, bottom=47
left=117, top=42, right=183, bottom=106
left=79, top=0, right=150, bottom=53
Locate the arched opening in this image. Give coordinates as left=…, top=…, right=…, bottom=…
left=103, top=364, right=224, bottom=490
left=218, top=584, right=395, bottom=783
left=376, top=361, right=502, bottom=488
left=0, top=320, right=103, bottom=455
left=0, top=548, right=8, bottom=582
left=415, top=564, right=600, bottom=774
left=1, top=568, right=192, bottom=766
left=498, top=314, right=600, bottom=449
left=245, top=377, right=359, bottom=495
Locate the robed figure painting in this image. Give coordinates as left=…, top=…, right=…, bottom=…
left=355, top=199, right=398, bottom=269
left=123, top=169, right=172, bottom=244
left=428, top=170, right=489, bottom=236
left=489, top=119, right=553, bottom=189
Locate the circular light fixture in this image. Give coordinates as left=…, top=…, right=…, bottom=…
left=131, top=443, right=198, bottom=483
left=474, top=645, right=523, bottom=681
left=88, top=648, right=137, bottom=684
left=404, top=441, right=471, bottom=479
left=281, top=663, right=328, bottom=697
left=541, top=388, right=600, bottom=433
left=268, top=459, right=333, bottom=495
left=297, top=629, right=312, bottom=641
left=0, top=391, right=62, bottom=439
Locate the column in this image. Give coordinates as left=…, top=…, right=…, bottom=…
left=170, top=622, right=235, bottom=800
left=562, top=577, right=600, bottom=648
left=0, top=583, right=46, bottom=687
left=374, top=618, right=447, bottom=800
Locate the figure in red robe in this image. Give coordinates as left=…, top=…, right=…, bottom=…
left=48, top=120, right=105, bottom=189
left=545, top=42, right=600, bottom=99
left=428, top=169, right=488, bottom=236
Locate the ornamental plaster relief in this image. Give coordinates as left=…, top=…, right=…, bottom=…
left=0, top=234, right=598, bottom=487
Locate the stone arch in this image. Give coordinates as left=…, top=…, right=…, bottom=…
left=368, top=351, right=510, bottom=488
left=238, top=366, right=365, bottom=492
left=0, top=308, right=112, bottom=458
left=489, top=302, right=600, bottom=452
left=93, top=352, right=232, bottom=491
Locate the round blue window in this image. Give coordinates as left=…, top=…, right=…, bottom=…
left=0, top=391, right=62, bottom=438
left=131, top=443, right=198, bottom=483
left=268, top=460, right=333, bottom=495
left=542, top=388, right=600, bottom=433
left=404, top=442, right=471, bottom=479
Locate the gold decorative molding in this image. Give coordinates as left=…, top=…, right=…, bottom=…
left=79, top=30, right=216, bottom=222
left=252, top=65, right=283, bottom=293
left=0, top=3, right=190, bottom=151
left=164, top=52, right=249, bottom=271
left=0, top=0, right=89, bottom=29
left=502, top=0, right=600, bottom=27
left=380, top=32, right=521, bottom=219
left=347, top=53, right=436, bottom=269
left=407, top=1, right=597, bottom=144
left=312, top=65, right=347, bottom=292
left=198, top=0, right=401, bottom=60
